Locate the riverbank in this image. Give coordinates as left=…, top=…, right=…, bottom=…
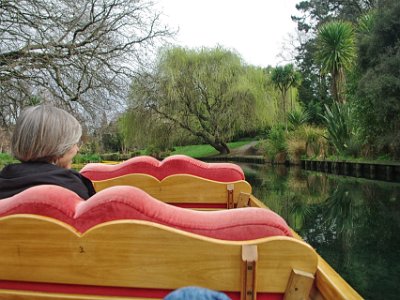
left=302, top=159, right=400, bottom=182
left=203, top=141, right=400, bottom=182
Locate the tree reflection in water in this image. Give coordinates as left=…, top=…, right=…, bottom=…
left=239, top=163, right=400, bottom=300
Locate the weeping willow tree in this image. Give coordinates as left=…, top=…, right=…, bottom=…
left=126, top=47, right=274, bottom=154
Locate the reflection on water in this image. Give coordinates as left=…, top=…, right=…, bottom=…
left=238, top=163, right=400, bottom=300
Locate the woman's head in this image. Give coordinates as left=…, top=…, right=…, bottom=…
left=12, top=105, right=82, bottom=167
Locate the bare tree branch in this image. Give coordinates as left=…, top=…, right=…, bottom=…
left=0, top=0, right=174, bottom=127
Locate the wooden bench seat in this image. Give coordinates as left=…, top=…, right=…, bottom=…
left=80, top=155, right=252, bottom=209
left=0, top=185, right=318, bottom=300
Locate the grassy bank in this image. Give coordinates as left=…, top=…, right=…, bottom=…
left=170, top=140, right=251, bottom=158
left=0, top=140, right=254, bottom=169
left=0, top=153, right=17, bottom=169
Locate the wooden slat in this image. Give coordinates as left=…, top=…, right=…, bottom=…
left=0, top=215, right=317, bottom=294
left=0, top=289, right=159, bottom=300
left=92, top=174, right=252, bottom=205
left=289, top=231, right=362, bottom=300
left=237, top=193, right=251, bottom=208
left=248, top=195, right=268, bottom=209
left=283, top=269, right=314, bottom=300
left=315, top=256, right=362, bottom=300
left=257, top=239, right=317, bottom=293
left=241, top=245, right=258, bottom=300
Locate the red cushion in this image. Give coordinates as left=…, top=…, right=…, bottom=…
left=0, top=280, right=283, bottom=300
left=0, top=185, right=292, bottom=239
left=0, top=185, right=80, bottom=227
left=80, top=155, right=245, bottom=182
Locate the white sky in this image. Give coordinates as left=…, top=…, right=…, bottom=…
left=155, top=0, right=300, bottom=67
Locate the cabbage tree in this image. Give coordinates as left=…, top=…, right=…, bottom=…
left=317, top=21, right=356, bottom=103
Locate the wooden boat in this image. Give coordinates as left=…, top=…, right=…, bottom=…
left=0, top=155, right=362, bottom=300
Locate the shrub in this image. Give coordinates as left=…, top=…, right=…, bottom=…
left=287, top=125, right=328, bottom=161
left=73, top=153, right=102, bottom=164
left=0, top=152, right=17, bottom=168
left=321, top=103, right=354, bottom=155
left=287, top=109, right=309, bottom=130
left=100, top=152, right=121, bottom=161
left=100, top=151, right=142, bottom=161
left=264, top=125, right=287, bottom=162
left=287, top=138, right=306, bottom=164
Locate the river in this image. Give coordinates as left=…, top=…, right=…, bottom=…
left=237, top=163, right=400, bottom=300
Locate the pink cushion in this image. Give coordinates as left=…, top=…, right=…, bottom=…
left=0, top=185, right=292, bottom=239
left=80, top=155, right=245, bottom=182
left=0, top=185, right=80, bottom=226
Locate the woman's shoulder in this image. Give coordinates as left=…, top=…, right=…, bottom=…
left=1, top=161, right=52, bottom=176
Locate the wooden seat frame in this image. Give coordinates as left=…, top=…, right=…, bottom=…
left=0, top=214, right=317, bottom=300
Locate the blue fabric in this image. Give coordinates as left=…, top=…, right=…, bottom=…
left=164, top=286, right=231, bottom=300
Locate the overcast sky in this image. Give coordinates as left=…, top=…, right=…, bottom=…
left=155, top=0, right=300, bottom=67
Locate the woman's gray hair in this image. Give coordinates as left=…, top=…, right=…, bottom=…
left=11, top=105, right=82, bottom=163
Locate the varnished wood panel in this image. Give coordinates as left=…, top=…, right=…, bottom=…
left=0, top=215, right=317, bottom=294
left=93, top=174, right=252, bottom=205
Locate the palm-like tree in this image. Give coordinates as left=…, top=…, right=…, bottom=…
left=316, top=21, right=356, bottom=103
left=271, top=64, right=301, bottom=124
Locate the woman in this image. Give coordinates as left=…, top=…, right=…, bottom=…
left=0, top=105, right=95, bottom=200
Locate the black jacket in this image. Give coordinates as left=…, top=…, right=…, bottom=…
left=0, top=162, right=96, bottom=200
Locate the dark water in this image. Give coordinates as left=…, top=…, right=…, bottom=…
left=237, top=163, right=400, bottom=300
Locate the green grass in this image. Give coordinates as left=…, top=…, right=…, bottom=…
left=1, top=140, right=255, bottom=170
left=0, top=152, right=17, bottom=169
left=171, top=140, right=252, bottom=158
left=74, top=153, right=102, bottom=164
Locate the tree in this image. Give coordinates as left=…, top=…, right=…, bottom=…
left=271, top=64, right=301, bottom=125
left=295, top=39, right=331, bottom=124
left=128, top=47, right=267, bottom=154
left=353, top=0, right=400, bottom=157
left=292, top=0, right=375, bottom=120
left=316, top=21, right=356, bottom=103
left=0, top=0, right=173, bottom=127
left=292, top=0, right=376, bottom=33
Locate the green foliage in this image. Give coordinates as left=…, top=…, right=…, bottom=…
left=316, top=20, right=356, bottom=103
left=120, top=108, right=179, bottom=152
left=244, top=66, right=277, bottom=129
left=286, top=125, right=328, bottom=162
left=170, top=140, right=251, bottom=158
left=271, top=64, right=301, bottom=123
left=317, top=21, right=356, bottom=75
left=320, top=102, right=361, bottom=156
left=296, top=39, right=332, bottom=121
left=271, top=64, right=300, bottom=93
left=128, top=47, right=274, bottom=154
left=100, top=152, right=142, bottom=161
left=145, top=145, right=172, bottom=159
left=292, top=0, right=374, bottom=116
left=301, top=125, right=328, bottom=158
left=79, top=141, right=99, bottom=155
left=304, top=100, right=325, bottom=124
left=357, top=12, right=376, bottom=34
left=287, top=109, right=309, bottom=130
left=170, top=144, right=219, bottom=158
left=263, top=125, right=287, bottom=160
left=0, top=152, right=17, bottom=169
left=102, top=132, right=123, bottom=153
left=286, top=137, right=306, bottom=164
left=73, top=153, right=102, bottom=164
left=353, top=0, right=400, bottom=158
